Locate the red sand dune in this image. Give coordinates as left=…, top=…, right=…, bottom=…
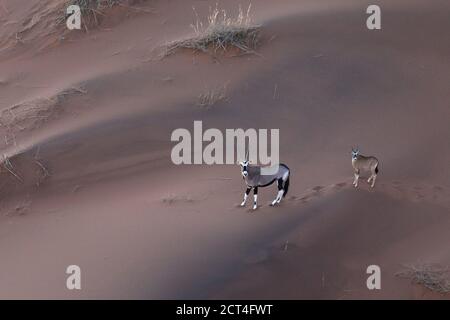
left=0, top=0, right=449, bottom=299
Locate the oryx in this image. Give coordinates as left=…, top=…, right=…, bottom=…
left=351, top=147, right=379, bottom=188
left=239, top=151, right=290, bottom=210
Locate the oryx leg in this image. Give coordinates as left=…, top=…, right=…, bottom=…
left=353, top=170, right=360, bottom=187
left=272, top=179, right=284, bottom=206
left=240, top=187, right=252, bottom=206
left=370, top=171, right=377, bottom=188
left=253, top=187, right=258, bottom=210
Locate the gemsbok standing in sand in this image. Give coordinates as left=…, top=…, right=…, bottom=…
left=351, top=148, right=379, bottom=188
left=239, top=151, right=290, bottom=210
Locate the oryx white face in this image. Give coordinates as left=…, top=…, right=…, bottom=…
left=351, top=149, right=360, bottom=160
left=239, top=160, right=249, bottom=177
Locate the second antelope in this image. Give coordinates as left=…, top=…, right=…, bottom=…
left=351, top=148, right=379, bottom=188
left=239, top=152, right=290, bottom=210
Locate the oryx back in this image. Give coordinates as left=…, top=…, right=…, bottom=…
left=352, top=155, right=379, bottom=173
left=245, top=164, right=289, bottom=187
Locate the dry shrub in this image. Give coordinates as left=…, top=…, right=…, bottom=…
left=0, top=150, right=51, bottom=193
left=162, top=194, right=195, bottom=204
left=0, top=86, right=86, bottom=137
left=55, top=0, right=129, bottom=29
left=197, top=85, right=227, bottom=108
left=0, top=0, right=150, bottom=52
left=396, top=263, right=450, bottom=294
left=162, top=4, right=260, bottom=58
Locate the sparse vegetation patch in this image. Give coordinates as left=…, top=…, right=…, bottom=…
left=197, top=85, right=228, bottom=108
left=162, top=4, right=260, bottom=58
left=396, top=263, right=450, bottom=294
left=56, top=0, right=135, bottom=30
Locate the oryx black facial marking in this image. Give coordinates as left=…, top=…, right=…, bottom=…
left=240, top=160, right=249, bottom=178
left=351, top=149, right=359, bottom=161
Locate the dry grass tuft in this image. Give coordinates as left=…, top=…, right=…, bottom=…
left=161, top=4, right=260, bottom=58
left=197, top=85, right=228, bottom=108
left=162, top=194, right=195, bottom=204
left=0, top=86, right=86, bottom=151
left=33, top=147, right=51, bottom=187
left=0, top=0, right=150, bottom=52
left=0, top=149, right=52, bottom=193
left=55, top=0, right=127, bottom=30
left=0, top=86, right=86, bottom=137
left=1, top=155, right=23, bottom=183
left=396, top=263, right=450, bottom=294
